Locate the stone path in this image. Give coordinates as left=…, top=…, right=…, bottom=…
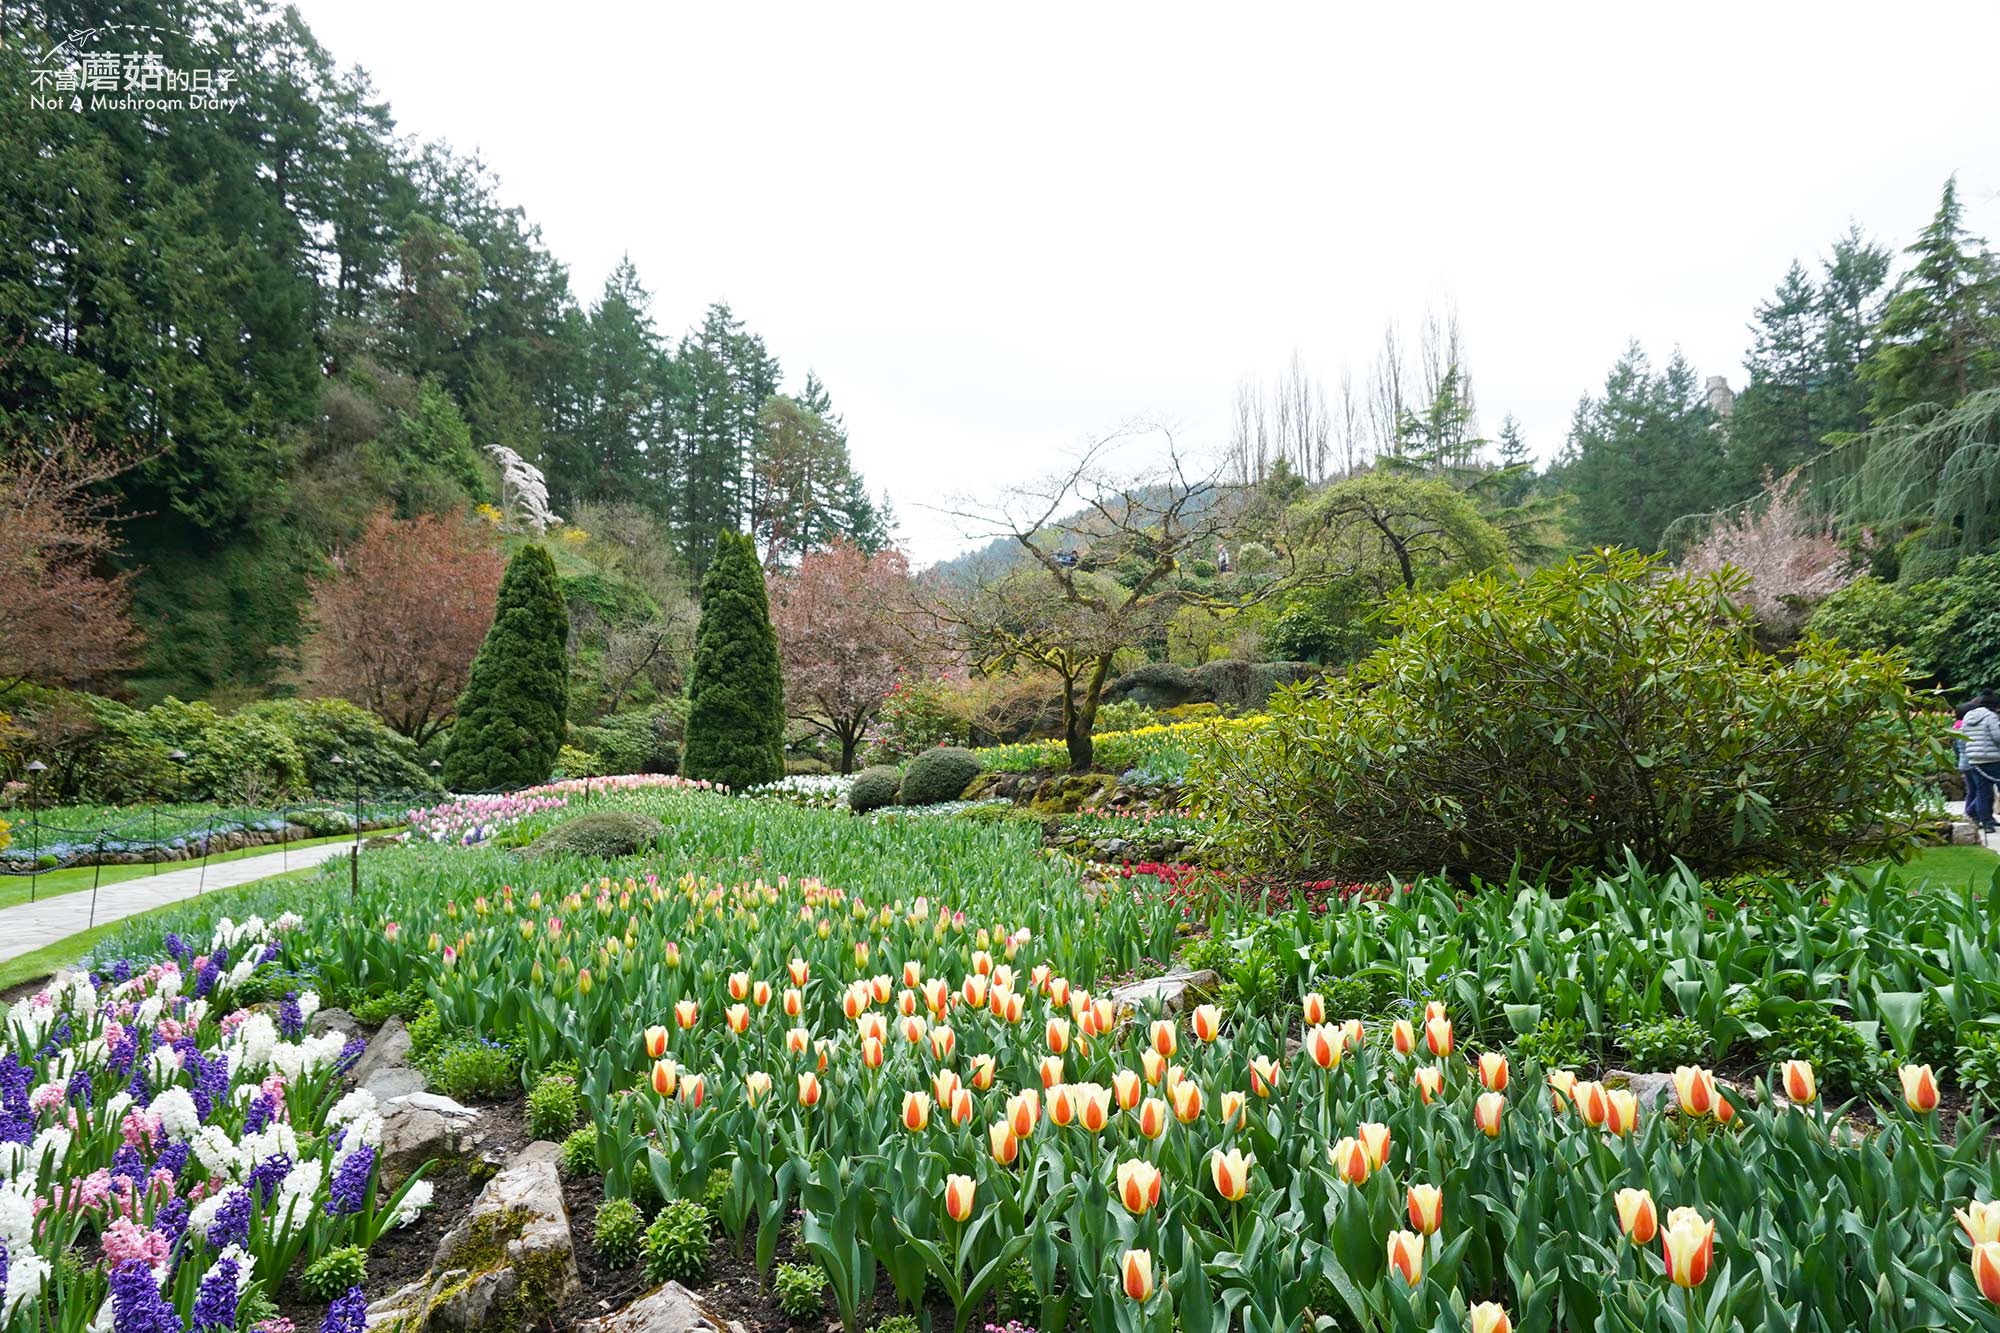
left=0, top=840, right=357, bottom=964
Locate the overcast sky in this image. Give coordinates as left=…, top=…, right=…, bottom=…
left=292, top=1, right=2000, bottom=563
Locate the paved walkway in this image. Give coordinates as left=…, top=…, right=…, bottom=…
left=0, top=841, right=357, bottom=963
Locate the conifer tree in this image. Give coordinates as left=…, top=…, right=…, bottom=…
left=681, top=531, right=786, bottom=789
left=443, top=544, right=570, bottom=790
left=1862, top=177, right=2000, bottom=419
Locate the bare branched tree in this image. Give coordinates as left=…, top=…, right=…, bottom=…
left=921, top=425, right=1302, bottom=772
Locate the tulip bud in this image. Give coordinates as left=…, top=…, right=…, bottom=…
left=1976, top=1240, right=2000, bottom=1305
left=1473, top=1090, right=1505, bottom=1137
left=1604, top=1088, right=1639, bottom=1136
left=1191, top=1004, right=1222, bottom=1043
left=1614, top=1187, right=1657, bottom=1244
left=902, top=1091, right=931, bottom=1132
left=1477, top=1051, right=1509, bottom=1091
left=1407, top=1183, right=1442, bottom=1235
left=1210, top=1147, right=1254, bottom=1201
left=1249, top=1054, right=1281, bottom=1097
left=943, top=1173, right=976, bottom=1222
left=1424, top=1015, right=1453, bottom=1058
left=1414, top=1065, right=1443, bottom=1104
left=1112, top=1069, right=1142, bottom=1110
left=789, top=957, right=809, bottom=987
left=1305, top=1024, right=1343, bottom=1070
left=1121, top=1249, right=1154, bottom=1303
left=1672, top=1065, right=1717, bottom=1117
left=1661, top=1208, right=1714, bottom=1288
left=1116, top=1159, right=1162, bottom=1215
left=1149, top=1019, right=1177, bottom=1057
left=675, top=999, right=698, bottom=1029
left=1137, top=1096, right=1167, bottom=1139
left=1781, top=1059, right=1817, bottom=1105
left=1329, top=1136, right=1370, bottom=1185
left=644, top=1025, right=669, bottom=1060
left=1900, top=1063, right=1940, bottom=1113
left=1958, top=1200, right=2000, bottom=1246
left=797, top=1072, right=821, bottom=1107
left=1392, top=1018, right=1416, bottom=1055
left=1357, top=1121, right=1390, bottom=1170
left=1301, top=991, right=1326, bottom=1026
left=1385, top=1229, right=1423, bottom=1286
left=1468, top=1302, right=1511, bottom=1333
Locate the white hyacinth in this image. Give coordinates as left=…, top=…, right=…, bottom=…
left=393, top=1178, right=436, bottom=1228
left=150, top=1087, right=201, bottom=1141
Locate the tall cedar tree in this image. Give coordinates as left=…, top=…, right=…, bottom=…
left=443, top=544, right=570, bottom=790
left=681, top=531, right=786, bottom=789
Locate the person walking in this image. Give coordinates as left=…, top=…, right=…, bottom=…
left=1962, top=693, right=2000, bottom=833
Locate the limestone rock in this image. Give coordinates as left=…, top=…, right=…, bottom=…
left=365, top=1278, right=432, bottom=1329
left=311, top=1007, right=362, bottom=1039
left=1109, top=967, right=1221, bottom=1017
left=427, top=1153, right=578, bottom=1330
left=349, top=1016, right=412, bottom=1087
left=380, top=1092, right=483, bottom=1183
left=366, top=1066, right=428, bottom=1100
left=572, top=1282, right=719, bottom=1333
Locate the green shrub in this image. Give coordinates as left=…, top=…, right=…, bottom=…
left=569, top=704, right=683, bottom=775
left=1191, top=550, right=1942, bottom=884
left=1510, top=1016, right=1589, bottom=1070
left=1093, top=699, right=1161, bottom=734
left=523, top=809, right=666, bottom=860
left=405, top=999, right=444, bottom=1055
left=238, top=696, right=438, bottom=795
left=593, top=1197, right=646, bottom=1269
left=444, top=544, right=570, bottom=791
left=1620, top=1015, right=1714, bottom=1069
left=641, top=1199, right=711, bottom=1283
left=1179, top=934, right=1232, bottom=974
left=1956, top=1031, right=2000, bottom=1114
left=863, top=678, right=967, bottom=764
left=681, top=531, right=786, bottom=790
left=526, top=1073, right=580, bottom=1139
left=297, top=1246, right=367, bottom=1301
left=773, top=1262, right=828, bottom=1318
left=871, top=1316, right=923, bottom=1333
left=1762, top=1003, right=1878, bottom=1096
left=898, top=746, right=980, bottom=806
left=559, top=1127, right=599, bottom=1177
left=421, top=1037, right=519, bottom=1100
left=848, top=766, right=901, bottom=813
left=700, top=1167, right=730, bottom=1222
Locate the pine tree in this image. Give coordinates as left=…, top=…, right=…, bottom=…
left=443, top=544, right=570, bottom=790
left=667, top=304, right=781, bottom=579
left=1559, top=344, right=1720, bottom=553
left=681, top=531, right=786, bottom=789
left=1861, top=177, right=2000, bottom=419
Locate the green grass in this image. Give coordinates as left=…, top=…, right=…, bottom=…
left=0, top=831, right=379, bottom=910
left=0, top=866, right=325, bottom=993
left=1882, top=842, right=2000, bottom=892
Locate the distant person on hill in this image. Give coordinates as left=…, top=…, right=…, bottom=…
left=1961, top=693, right=2000, bottom=832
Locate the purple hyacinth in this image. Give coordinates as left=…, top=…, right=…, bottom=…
left=110, top=1259, right=182, bottom=1333
left=0, top=1240, right=9, bottom=1296
left=335, top=1036, right=367, bottom=1074
left=110, top=1144, right=145, bottom=1191
left=69, top=1070, right=93, bottom=1108
left=155, top=1197, right=190, bottom=1247
left=190, top=1255, right=240, bottom=1333
left=244, top=1091, right=273, bottom=1135
left=246, top=1153, right=291, bottom=1205
left=206, top=1187, right=252, bottom=1250
left=191, top=1053, right=230, bottom=1123
left=193, top=948, right=227, bottom=1000
left=164, top=933, right=192, bottom=966
left=320, top=1286, right=368, bottom=1333
left=109, top=1031, right=139, bottom=1076
left=112, top=957, right=135, bottom=983
left=158, top=1141, right=190, bottom=1180
left=279, top=992, right=303, bottom=1039
left=324, top=1145, right=374, bottom=1216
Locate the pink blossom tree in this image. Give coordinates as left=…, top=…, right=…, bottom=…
left=1680, top=474, right=1853, bottom=637
left=769, top=542, right=924, bottom=772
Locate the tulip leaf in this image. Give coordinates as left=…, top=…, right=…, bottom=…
left=1874, top=990, right=1924, bottom=1055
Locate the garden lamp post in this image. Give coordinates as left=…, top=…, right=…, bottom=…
left=166, top=750, right=188, bottom=875
left=24, top=761, right=46, bottom=904
left=332, top=754, right=361, bottom=902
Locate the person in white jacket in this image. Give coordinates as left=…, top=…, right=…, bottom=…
left=1961, top=693, right=2000, bottom=832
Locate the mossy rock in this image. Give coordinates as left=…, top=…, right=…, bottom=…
left=848, top=766, right=902, bottom=813
left=1026, top=773, right=1119, bottom=814
left=522, top=809, right=666, bottom=860
left=962, top=772, right=1009, bottom=801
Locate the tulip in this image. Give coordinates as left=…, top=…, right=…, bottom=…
left=1357, top=1121, right=1390, bottom=1169
left=1299, top=1024, right=1340, bottom=1071
left=861, top=1036, right=885, bottom=1069
left=1781, top=1059, right=1817, bottom=1105
left=1121, top=1248, right=1154, bottom=1303
left=923, top=978, right=950, bottom=1014
left=1474, top=1090, right=1505, bottom=1137
left=1976, top=1241, right=2000, bottom=1304
left=783, top=988, right=803, bottom=1018
left=972, top=948, right=993, bottom=976
left=1172, top=1080, right=1204, bottom=1124
left=1958, top=1200, right=2000, bottom=1245
left=1477, top=1051, right=1509, bottom=1092
left=1072, top=1082, right=1113, bottom=1132
left=1112, top=1069, right=1142, bottom=1110
left=1039, top=1055, right=1065, bottom=1089
left=998, top=990, right=1025, bottom=1023
left=744, top=1070, right=772, bottom=1105
left=1468, top=1302, right=1511, bottom=1333
left=989, top=1119, right=1019, bottom=1165
left=785, top=1026, right=811, bottom=1056
left=858, top=1012, right=887, bottom=1045
left=1714, top=1094, right=1736, bottom=1125
left=1137, top=1096, right=1168, bottom=1139
left=1571, top=1080, right=1609, bottom=1128
left=843, top=988, right=868, bottom=1022
left=1424, top=1015, right=1453, bottom=1058
left=1547, top=1068, right=1576, bottom=1113
left=1048, top=976, right=1071, bottom=1008
left=1249, top=1054, right=1281, bottom=1097
left=1150, top=1019, right=1177, bottom=1057
left=644, top=1025, right=669, bottom=1059
left=902, top=1091, right=931, bottom=1132
left=900, top=1015, right=928, bottom=1046
left=1211, top=1147, right=1254, bottom=1201
left=1117, top=1159, right=1162, bottom=1215
left=1329, top=1136, right=1371, bottom=1185
left=1046, top=1017, right=1071, bottom=1054
left=1302, top=991, right=1326, bottom=1026
left=1141, top=1049, right=1167, bottom=1084
left=950, top=1087, right=975, bottom=1127
left=1900, top=1063, right=1941, bottom=1113
left=728, top=971, right=750, bottom=1002
left=675, top=999, right=698, bottom=1029
left=970, top=1053, right=996, bottom=1090
left=797, top=1072, right=821, bottom=1107
left=1089, top=998, right=1117, bottom=1036
left=1604, top=1089, right=1639, bottom=1136
left=1220, top=1089, right=1246, bottom=1128
left=1406, top=1183, right=1442, bottom=1235
left=1008, top=1089, right=1041, bottom=1137
left=1661, top=1208, right=1714, bottom=1288
left=933, top=1070, right=962, bottom=1108
left=1392, top=1018, right=1416, bottom=1055
left=1048, top=1086, right=1075, bottom=1127
left=962, top=975, right=989, bottom=1010
left=1341, top=1018, right=1366, bottom=1051
left=1414, top=1065, right=1444, bottom=1104
left=1424, top=999, right=1447, bottom=1022
left=1385, top=1229, right=1423, bottom=1286
left=929, top=1025, right=956, bottom=1061
left=789, top=957, right=809, bottom=987
left=944, top=1174, right=976, bottom=1222
left=1191, top=1004, right=1222, bottom=1043
left=726, top=1003, right=750, bottom=1034
left=680, top=1073, right=706, bottom=1108
left=650, top=1060, right=677, bottom=1096
left=1614, top=1187, right=1657, bottom=1244
left=752, top=980, right=772, bottom=1008
left=1672, top=1065, right=1717, bottom=1117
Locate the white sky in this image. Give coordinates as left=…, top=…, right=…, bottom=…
left=292, top=1, right=2000, bottom=563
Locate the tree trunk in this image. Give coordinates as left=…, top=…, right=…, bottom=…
left=839, top=732, right=859, bottom=775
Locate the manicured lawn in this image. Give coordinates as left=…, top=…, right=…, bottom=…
left=1880, top=842, right=2000, bottom=892
left=0, top=830, right=375, bottom=910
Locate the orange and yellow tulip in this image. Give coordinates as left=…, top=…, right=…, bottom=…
left=1901, top=1063, right=1941, bottom=1113
left=989, top=1119, right=1019, bottom=1166
left=970, top=1053, right=996, bottom=1091
left=650, top=1060, right=677, bottom=1096
left=1150, top=1019, right=1177, bottom=1057
left=1957, top=1200, right=2000, bottom=1245
left=726, top=1003, right=750, bottom=1035
left=1392, top=1019, right=1416, bottom=1055
left=1330, top=1136, right=1371, bottom=1185
left=674, top=999, right=698, bottom=1029
left=1047, top=1086, right=1075, bottom=1127
left=1477, top=1052, right=1509, bottom=1092
left=1414, top=1065, right=1444, bottom=1104
left=1468, top=1302, right=1511, bottom=1333
left=1039, top=1056, right=1065, bottom=1089
left=743, top=1070, right=772, bottom=1105
left=944, top=1173, right=976, bottom=1222
left=1975, top=1241, right=2000, bottom=1304
left=1008, top=1089, right=1040, bottom=1138
left=1547, top=1068, right=1576, bottom=1113
left=1211, top=1146, right=1254, bottom=1201
left=1121, top=1249, right=1154, bottom=1302
left=1112, top=1068, right=1143, bottom=1110
left=1781, top=1059, right=1817, bottom=1105
left=1137, top=1096, right=1168, bottom=1139
left=1305, top=1024, right=1343, bottom=1070
left=644, top=1025, right=668, bottom=1059
left=1571, top=1080, right=1609, bottom=1127
left=1614, top=1187, right=1657, bottom=1244
left=1474, top=1091, right=1505, bottom=1137
left=1072, top=1082, right=1113, bottom=1132
left=1302, top=991, right=1326, bottom=1026
left=1117, top=1159, right=1162, bottom=1215
left=1357, top=1121, right=1390, bottom=1169
left=1672, top=1065, right=1717, bottom=1117
left=1386, top=1229, right=1423, bottom=1286
left=902, top=1091, right=931, bottom=1132
left=789, top=957, right=809, bottom=987
left=1407, top=1183, right=1442, bottom=1234
left=797, top=1072, right=821, bottom=1107
left=1661, top=1208, right=1713, bottom=1287
left=1604, top=1089, right=1639, bottom=1136
left=679, top=1073, right=706, bottom=1108
left=1249, top=1054, right=1281, bottom=1097
left=1046, top=1017, right=1071, bottom=1054
left=1191, top=1004, right=1222, bottom=1043
left=1424, top=1016, right=1454, bottom=1058
left=1172, top=1080, right=1204, bottom=1124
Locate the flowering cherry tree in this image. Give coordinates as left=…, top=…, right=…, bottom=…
left=769, top=542, right=925, bottom=772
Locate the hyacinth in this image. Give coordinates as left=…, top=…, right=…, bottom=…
left=206, top=1187, right=252, bottom=1250
left=110, top=1258, right=181, bottom=1333
left=190, top=1256, right=241, bottom=1333
left=246, top=1152, right=292, bottom=1205
left=278, top=992, right=303, bottom=1039
left=325, top=1144, right=375, bottom=1216
left=321, top=1284, right=369, bottom=1333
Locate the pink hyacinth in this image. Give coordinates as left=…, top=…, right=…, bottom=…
left=155, top=1018, right=185, bottom=1043
left=101, top=1217, right=170, bottom=1270
left=29, top=1083, right=67, bottom=1114
left=120, top=1110, right=162, bottom=1150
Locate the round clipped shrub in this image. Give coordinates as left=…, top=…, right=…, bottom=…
left=847, top=766, right=902, bottom=813
left=526, top=1072, right=580, bottom=1139
left=898, top=746, right=980, bottom=806
left=559, top=1127, right=598, bottom=1177
left=523, top=809, right=666, bottom=860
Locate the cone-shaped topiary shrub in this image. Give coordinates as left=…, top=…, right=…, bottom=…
left=681, top=531, right=786, bottom=790
left=443, top=544, right=569, bottom=791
